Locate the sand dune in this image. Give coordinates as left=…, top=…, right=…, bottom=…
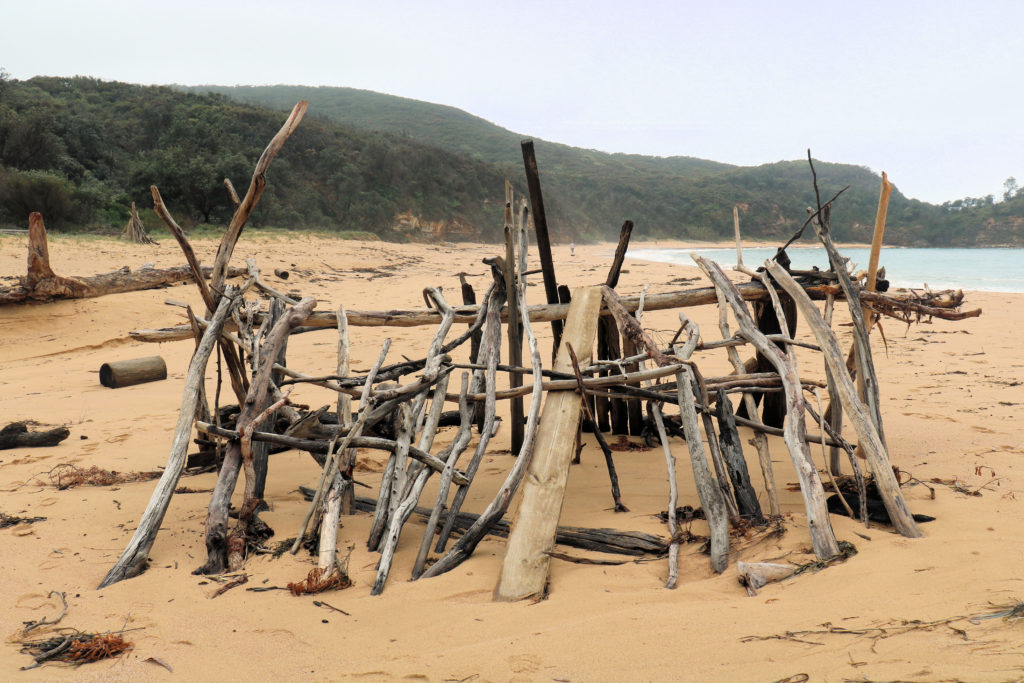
left=2, top=233, right=1022, bottom=681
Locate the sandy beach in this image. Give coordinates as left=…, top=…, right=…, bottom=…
left=2, top=232, right=1023, bottom=681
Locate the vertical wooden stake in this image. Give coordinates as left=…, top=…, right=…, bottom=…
left=520, top=140, right=563, bottom=353
left=504, top=180, right=525, bottom=454
left=853, top=172, right=894, bottom=456
left=733, top=205, right=743, bottom=267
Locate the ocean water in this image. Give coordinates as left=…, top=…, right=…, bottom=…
left=628, top=246, right=1024, bottom=293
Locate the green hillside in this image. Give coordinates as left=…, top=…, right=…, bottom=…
left=0, top=75, right=508, bottom=239
left=188, top=84, right=1018, bottom=245
left=1, top=74, right=1019, bottom=246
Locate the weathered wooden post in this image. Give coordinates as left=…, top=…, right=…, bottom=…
left=520, top=140, right=563, bottom=354
left=495, top=286, right=602, bottom=601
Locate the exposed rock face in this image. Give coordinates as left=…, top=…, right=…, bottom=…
left=391, top=211, right=478, bottom=240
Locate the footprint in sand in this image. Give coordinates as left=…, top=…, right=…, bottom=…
left=16, top=593, right=59, bottom=609
left=972, top=425, right=996, bottom=433
left=37, top=496, right=59, bottom=507
left=39, top=548, right=70, bottom=570
left=508, top=654, right=542, bottom=674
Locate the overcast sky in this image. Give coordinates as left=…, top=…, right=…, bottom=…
left=3, top=0, right=1021, bottom=204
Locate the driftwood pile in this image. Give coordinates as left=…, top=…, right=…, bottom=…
left=51, top=103, right=979, bottom=599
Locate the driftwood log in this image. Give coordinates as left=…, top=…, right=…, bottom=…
left=301, top=492, right=668, bottom=556
left=130, top=277, right=980, bottom=342
left=0, top=213, right=245, bottom=305
left=0, top=423, right=70, bottom=450
left=99, top=356, right=167, bottom=389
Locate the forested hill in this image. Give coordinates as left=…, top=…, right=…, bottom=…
left=0, top=76, right=508, bottom=239
left=187, top=85, right=1024, bottom=246
left=1, top=74, right=1020, bottom=245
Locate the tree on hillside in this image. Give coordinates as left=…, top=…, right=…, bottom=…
left=1004, top=177, right=1018, bottom=202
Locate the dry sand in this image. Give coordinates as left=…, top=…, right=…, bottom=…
left=1, top=233, right=1023, bottom=681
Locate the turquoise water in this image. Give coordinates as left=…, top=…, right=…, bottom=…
left=628, top=246, right=1024, bottom=293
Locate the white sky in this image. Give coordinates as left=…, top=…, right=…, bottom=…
left=3, top=0, right=1021, bottom=204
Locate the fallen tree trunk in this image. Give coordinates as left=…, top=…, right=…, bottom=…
left=1, top=213, right=245, bottom=305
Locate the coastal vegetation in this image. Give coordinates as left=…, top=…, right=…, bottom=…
left=1, top=73, right=1021, bottom=245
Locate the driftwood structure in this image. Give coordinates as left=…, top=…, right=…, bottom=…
left=122, top=201, right=156, bottom=244
left=74, top=108, right=980, bottom=601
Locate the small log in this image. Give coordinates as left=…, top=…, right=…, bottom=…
left=0, top=423, right=70, bottom=449
left=273, top=268, right=290, bottom=280
left=495, top=286, right=602, bottom=601
left=99, top=356, right=167, bottom=389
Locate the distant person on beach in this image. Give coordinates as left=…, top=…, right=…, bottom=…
left=570, top=241, right=575, bottom=257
